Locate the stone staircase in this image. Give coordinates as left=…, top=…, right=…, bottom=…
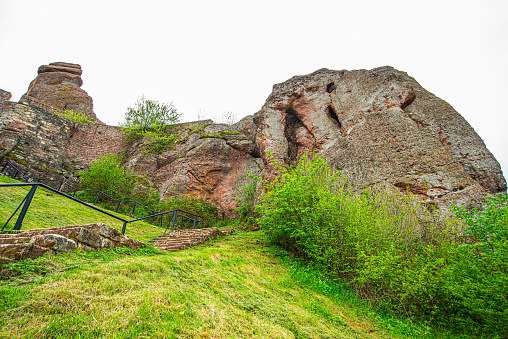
left=149, top=227, right=233, bottom=252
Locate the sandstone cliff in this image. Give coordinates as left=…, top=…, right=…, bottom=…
left=251, top=67, right=506, bottom=209
left=20, top=62, right=98, bottom=121
left=0, top=64, right=505, bottom=215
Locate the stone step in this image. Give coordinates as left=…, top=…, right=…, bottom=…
left=0, top=237, right=30, bottom=245
left=149, top=227, right=225, bottom=252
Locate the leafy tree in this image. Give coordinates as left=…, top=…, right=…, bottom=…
left=121, top=95, right=181, bottom=134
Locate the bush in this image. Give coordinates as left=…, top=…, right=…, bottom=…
left=446, top=194, right=508, bottom=332
left=257, top=153, right=464, bottom=323
left=159, top=197, right=221, bottom=227
left=236, top=174, right=258, bottom=220
left=79, top=154, right=135, bottom=200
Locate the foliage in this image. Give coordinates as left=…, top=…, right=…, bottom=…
left=199, top=133, right=222, bottom=139
left=257, top=152, right=508, bottom=336
left=186, top=122, right=214, bottom=136
left=121, top=95, right=181, bottom=135
left=79, top=154, right=135, bottom=200
left=159, top=196, right=221, bottom=226
left=236, top=174, right=258, bottom=220
left=53, top=108, right=94, bottom=127
left=447, top=194, right=508, bottom=332
left=219, top=130, right=242, bottom=136
left=142, top=127, right=180, bottom=154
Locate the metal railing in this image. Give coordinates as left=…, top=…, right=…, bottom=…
left=0, top=160, right=204, bottom=235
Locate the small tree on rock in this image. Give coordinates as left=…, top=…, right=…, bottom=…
left=121, top=95, right=181, bottom=138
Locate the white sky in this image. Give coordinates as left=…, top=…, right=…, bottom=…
left=1, top=0, right=507, bottom=177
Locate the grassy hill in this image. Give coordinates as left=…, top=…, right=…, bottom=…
left=0, top=175, right=473, bottom=338
left=0, top=175, right=165, bottom=243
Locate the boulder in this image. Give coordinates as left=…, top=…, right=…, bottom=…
left=252, top=67, right=506, bottom=210
left=29, top=234, right=77, bottom=252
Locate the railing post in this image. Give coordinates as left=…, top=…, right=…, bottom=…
left=180, top=215, right=183, bottom=229
left=193, top=215, right=196, bottom=229
left=131, top=201, right=136, bottom=216
left=121, top=221, right=127, bottom=235
left=58, top=181, right=63, bottom=191
left=116, top=200, right=121, bottom=212
left=73, top=188, right=77, bottom=197
left=13, top=185, right=38, bottom=230
left=160, top=215, right=163, bottom=228
left=171, top=211, right=177, bottom=231
left=1, top=162, right=7, bottom=173
left=95, top=191, right=100, bottom=204
left=13, top=171, right=18, bottom=180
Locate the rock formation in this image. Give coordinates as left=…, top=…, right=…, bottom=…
left=1, top=63, right=506, bottom=216
left=251, top=67, right=506, bottom=209
left=20, top=62, right=98, bottom=121
left=122, top=122, right=264, bottom=215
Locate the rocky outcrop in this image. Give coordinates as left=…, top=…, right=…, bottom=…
left=253, top=67, right=506, bottom=209
left=123, top=121, right=264, bottom=216
left=20, top=62, right=98, bottom=121
left=1, top=63, right=505, bottom=215
left=0, top=89, right=11, bottom=102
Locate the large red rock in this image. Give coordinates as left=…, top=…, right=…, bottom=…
left=253, top=67, right=506, bottom=209
left=20, top=62, right=98, bottom=121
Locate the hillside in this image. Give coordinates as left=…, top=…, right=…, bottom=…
left=0, top=176, right=482, bottom=338
left=0, top=175, right=164, bottom=243
left=1, top=230, right=464, bottom=339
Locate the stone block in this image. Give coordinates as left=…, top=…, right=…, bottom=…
left=29, top=234, right=77, bottom=252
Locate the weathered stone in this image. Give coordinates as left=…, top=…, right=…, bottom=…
left=38, top=63, right=83, bottom=76
left=253, top=67, right=506, bottom=210
left=84, top=223, right=123, bottom=242
left=0, top=243, right=50, bottom=261
left=21, top=62, right=97, bottom=121
left=118, top=235, right=144, bottom=249
left=0, top=89, right=12, bottom=102
left=29, top=234, right=77, bottom=252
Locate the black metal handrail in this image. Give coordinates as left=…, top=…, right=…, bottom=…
left=0, top=160, right=205, bottom=235
left=0, top=159, right=182, bottom=220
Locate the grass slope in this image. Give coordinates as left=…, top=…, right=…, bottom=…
left=0, top=176, right=164, bottom=242
left=1, top=232, right=405, bottom=339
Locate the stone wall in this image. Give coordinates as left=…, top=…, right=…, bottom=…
left=66, top=123, right=127, bottom=164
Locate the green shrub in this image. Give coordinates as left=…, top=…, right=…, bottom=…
left=257, top=154, right=460, bottom=316
left=159, top=196, right=221, bottom=227
left=236, top=174, right=258, bottom=220
left=446, top=194, right=508, bottom=333
left=79, top=154, right=135, bottom=200
left=257, top=152, right=508, bottom=335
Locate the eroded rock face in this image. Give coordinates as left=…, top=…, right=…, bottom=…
left=253, top=67, right=506, bottom=209
left=0, top=89, right=11, bottom=102
left=20, top=62, right=98, bottom=121
left=124, top=121, right=264, bottom=216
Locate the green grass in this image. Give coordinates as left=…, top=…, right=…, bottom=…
left=0, top=231, right=440, bottom=339
left=0, top=176, right=164, bottom=243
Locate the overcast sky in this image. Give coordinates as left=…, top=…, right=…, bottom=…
left=1, top=0, right=507, bottom=176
